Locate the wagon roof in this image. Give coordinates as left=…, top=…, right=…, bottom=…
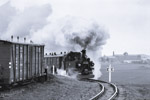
left=0, top=39, right=45, bottom=46
left=44, top=54, right=65, bottom=58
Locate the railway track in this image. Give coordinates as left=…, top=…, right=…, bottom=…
left=82, top=79, right=119, bottom=100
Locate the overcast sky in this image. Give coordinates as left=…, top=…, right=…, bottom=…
left=1, top=0, right=150, bottom=55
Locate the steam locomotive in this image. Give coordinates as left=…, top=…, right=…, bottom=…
left=0, top=37, right=94, bottom=89
left=45, top=49, right=95, bottom=79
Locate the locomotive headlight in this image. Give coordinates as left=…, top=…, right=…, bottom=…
left=78, top=63, right=81, bottom=67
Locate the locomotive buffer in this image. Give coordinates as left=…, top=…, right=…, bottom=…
left=107, top=64, right=114, bottom=83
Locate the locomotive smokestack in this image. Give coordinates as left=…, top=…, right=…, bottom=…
left=113, top=51, right=115, bottom=56
left=17, top=36, right=19, bottom=42
left=81, top=49, right=86, bottom=55
left=24, top=37, right=26, bottom=43
left=11, top=36, right=13, bottom=41
left=81, top=49, right=86, bottom=58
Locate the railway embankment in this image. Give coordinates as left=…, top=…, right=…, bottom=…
left=0, top=75, right=100, bottom=100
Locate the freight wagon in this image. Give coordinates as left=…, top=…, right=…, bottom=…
left=44, top=53, right=65, bottom=74
left=0, top=39, right=45, bottom=89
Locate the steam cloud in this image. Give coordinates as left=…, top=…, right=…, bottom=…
left=31, top=16, right=109, bottom=78
left=0, top=2, right=109, bottom=79
left=0, top=2, right=52, bottom=40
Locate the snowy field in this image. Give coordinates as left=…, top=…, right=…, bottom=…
left=101, top=63, right=150, bottom=99
left=101, top=63, right=150, bottom=84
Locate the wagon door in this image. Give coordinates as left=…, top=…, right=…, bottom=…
left=0, top=41, right=11, bottom=85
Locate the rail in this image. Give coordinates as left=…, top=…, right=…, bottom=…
left=108, top=82, right=118, bottom=100
left=89, top=82, right=104, bottom=100
left=83, top=79, right=118, bottom=100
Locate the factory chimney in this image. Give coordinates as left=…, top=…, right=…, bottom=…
left=113, top=51, right=115, bottom=56
left=11, top=36, right=13, bottom=41
left=17, top=36, right=19, bottom=42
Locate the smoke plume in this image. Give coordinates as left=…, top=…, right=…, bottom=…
left=66, top=23, right=108, bottom=51
left=31, top=16, right=109, bottom=78
left=0, top=2, right=109, bottom=79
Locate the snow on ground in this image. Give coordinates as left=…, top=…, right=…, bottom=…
left=101, top=63, right=150, bottom=99
left=0, top=75, right=100, bottom=100
left=116, top=84, right=150, bottom=100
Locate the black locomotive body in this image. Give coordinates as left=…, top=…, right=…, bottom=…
left=44, top=49, right=95, bottom=79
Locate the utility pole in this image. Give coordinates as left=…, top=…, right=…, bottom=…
left=107, top=64, right=114, bottom=83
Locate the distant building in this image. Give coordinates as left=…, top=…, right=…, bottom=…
left=101, top=52, right=150, bottom=64
left=115, top=54, right=142, bottom=63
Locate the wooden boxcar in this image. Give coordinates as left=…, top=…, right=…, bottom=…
left=44, top=54, right=64, bottom=74
left=0, top=40, right=45, bottom=87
